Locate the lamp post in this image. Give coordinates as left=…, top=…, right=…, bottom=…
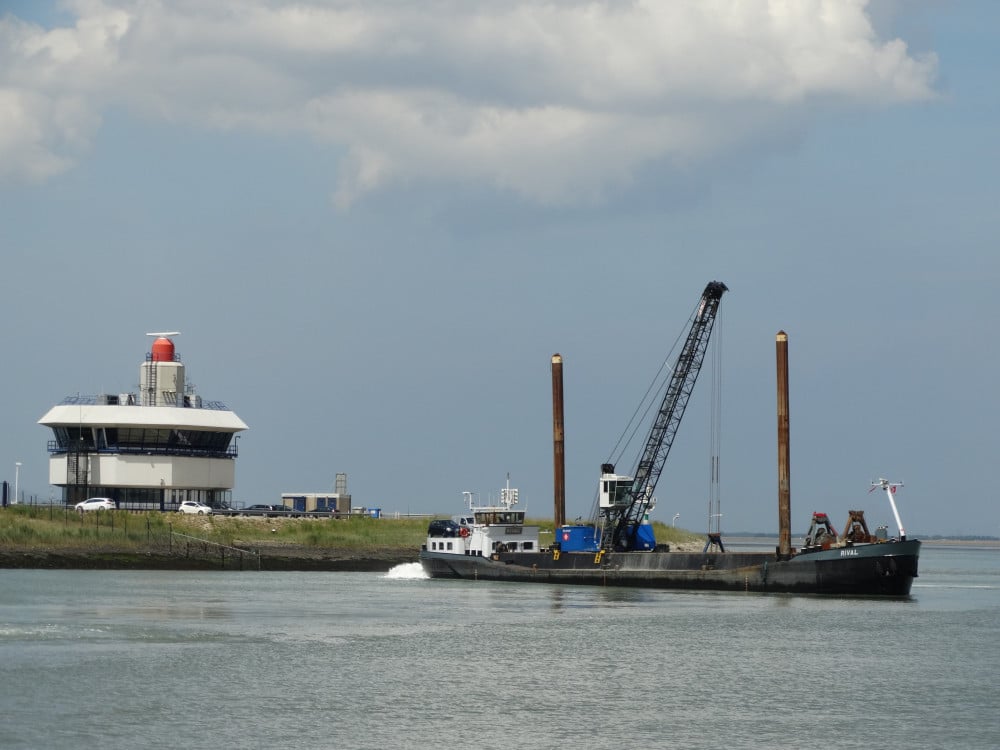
left=14, top=462, right=21, bottom=505
left=672, top=513, right=680, bottom=527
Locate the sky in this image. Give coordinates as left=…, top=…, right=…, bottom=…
left=1, top=0, right=997, bottom=537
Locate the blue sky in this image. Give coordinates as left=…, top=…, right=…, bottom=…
left=1, top=0, right=997, bottom=536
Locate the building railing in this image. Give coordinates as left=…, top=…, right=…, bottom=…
left=58, top=394, right=232, bottom=410
left=46, top=440, right=238, bottom=458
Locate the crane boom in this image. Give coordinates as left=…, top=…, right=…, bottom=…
left=600, top=280, right=728, bottom=551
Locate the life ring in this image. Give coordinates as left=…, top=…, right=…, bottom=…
left=459, top=527, right=470, bottom=538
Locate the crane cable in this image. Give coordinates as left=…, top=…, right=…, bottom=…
left=605, top=296, right=703, bottom=468
left=588, top=296, right=706, bottom=523
left=707, top=310, right=724, bottom=535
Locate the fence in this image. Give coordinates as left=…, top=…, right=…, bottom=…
left=168, top=531, right=261, bottom=571
left=1, top=504, right=261, bottom=571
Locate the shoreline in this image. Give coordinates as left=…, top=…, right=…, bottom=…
left=0, top=544, right=419, bottom=572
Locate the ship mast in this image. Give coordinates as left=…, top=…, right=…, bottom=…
left=871, top=479, right=906, bottom=540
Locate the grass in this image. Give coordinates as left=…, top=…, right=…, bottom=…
left=0, top=505, right=704, bottom=551
left=0, top=505, right=174, bottom=550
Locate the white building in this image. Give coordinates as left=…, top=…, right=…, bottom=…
left=37, top=334, right=248, bottom=510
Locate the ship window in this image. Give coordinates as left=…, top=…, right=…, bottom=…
left=523, top=542, right=534, bottom=551
left=447, top=542, right=453, bottom=550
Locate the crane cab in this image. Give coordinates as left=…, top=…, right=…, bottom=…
left=598, top=463, right=634, bottom=509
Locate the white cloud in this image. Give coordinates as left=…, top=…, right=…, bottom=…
left=0, top=0, right=938, bottom=204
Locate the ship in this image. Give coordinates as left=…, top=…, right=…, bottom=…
left=419, top=282, right=921, bottom=596
left=419, top=477, right=919, bottom=596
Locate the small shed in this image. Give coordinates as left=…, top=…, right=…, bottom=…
left=280, top=492, right=351, bottom=514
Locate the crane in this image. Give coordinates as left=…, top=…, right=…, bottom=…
left=598, top=280, right=728, bottom=551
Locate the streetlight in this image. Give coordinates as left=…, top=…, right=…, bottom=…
left=672, top=513, right=680, bottom=527
left=14, top=462, right=21, bottom=505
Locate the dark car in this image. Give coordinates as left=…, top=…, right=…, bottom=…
left=427, top=519, right=461, bottom=537
left=243, top=504, right=287, bottom=514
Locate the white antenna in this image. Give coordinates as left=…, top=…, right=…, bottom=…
left=146, top=331, right=181, bottom=337
left=870, top=478, right=906, bottom=540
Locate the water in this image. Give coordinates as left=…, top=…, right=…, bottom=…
left=1, top=545, right=998, bottom=749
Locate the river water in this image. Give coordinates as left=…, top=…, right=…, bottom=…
left=1, top=544, right=997, bottom=750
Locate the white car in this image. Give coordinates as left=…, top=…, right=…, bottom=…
left=75, top=497, right=115, bottom=512
left=178, top=501, right=213, bottom=515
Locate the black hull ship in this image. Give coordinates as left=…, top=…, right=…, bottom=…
left=420, top=282, right=920, bottom=596
left=418, top=545, right=920, bottom=596
left=419, top=482, right=920, bottom=597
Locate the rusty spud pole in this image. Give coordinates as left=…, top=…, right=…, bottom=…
left=776, top=331, right=792, bottom=559
left=551, top=354, right=566, bottom=530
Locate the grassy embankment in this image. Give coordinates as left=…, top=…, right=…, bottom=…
left=0, top=504, right=703, bottom=553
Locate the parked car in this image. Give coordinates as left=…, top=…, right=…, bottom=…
left=178, top=500, right=213, bottom=515
left=75, top=497, right=115, bottom=512
left=427, top=519, right=461, bottom=537
left=244, top=504, right=287, bottom=513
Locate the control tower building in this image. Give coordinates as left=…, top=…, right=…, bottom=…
left=38, top=334, right=248, bottom=510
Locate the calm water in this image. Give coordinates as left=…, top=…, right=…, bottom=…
left=1, top=545, right=997, bottom=750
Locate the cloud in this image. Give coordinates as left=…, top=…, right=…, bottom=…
left=1, top=0, right=938, bottom=204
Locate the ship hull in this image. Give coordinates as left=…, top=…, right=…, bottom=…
left=419, top=539, right=920, bottom=596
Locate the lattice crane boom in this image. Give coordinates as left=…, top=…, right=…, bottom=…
left=602, top=280, right=728, bottom=551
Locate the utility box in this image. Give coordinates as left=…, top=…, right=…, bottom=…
left=556, top=524, right=598, bottom=552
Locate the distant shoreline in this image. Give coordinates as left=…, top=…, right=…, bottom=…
left=0, top=545, right=419, bottom=572
left=725, top=535, right=1000, bottom=547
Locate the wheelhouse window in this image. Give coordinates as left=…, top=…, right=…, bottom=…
left=474, top=511, right=525, bottom=525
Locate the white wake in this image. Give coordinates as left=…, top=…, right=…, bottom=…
left=383, top=561, right=429, bottom=579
